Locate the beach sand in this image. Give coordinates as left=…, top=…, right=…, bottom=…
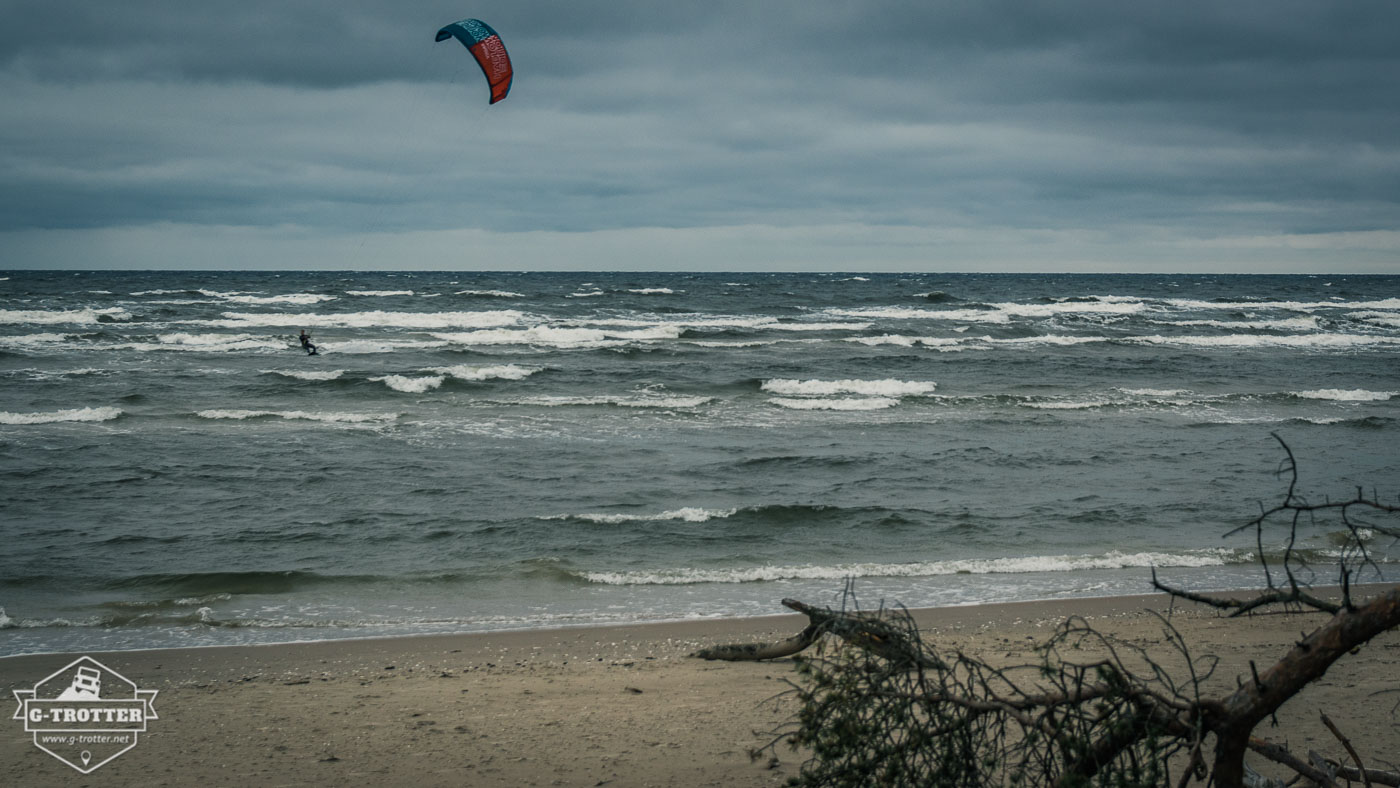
left=3, top=590, right=1397, bottom=786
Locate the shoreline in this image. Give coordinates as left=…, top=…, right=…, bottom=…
left=3, top=588, right=1396, bottom=786
left=0, top=587, right=1209, bottom=662
left=0, top=576, right=1327, bottom=661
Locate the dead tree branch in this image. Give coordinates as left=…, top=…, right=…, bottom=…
left=700, top=436, right=1398, bottom=787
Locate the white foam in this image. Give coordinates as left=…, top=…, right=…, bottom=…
left=846, top=334, right=966, bottom=349
left=567, top=290, right=607, bottom=298
left=318, top=339, right=448, bottom=354
left=219, top=293, right=336, bottom=305
left=584, top=315, right=778, bottom=330
left=851, top=334, right=1105, bottom=350
left=579, top=549, right=1242, bottom=585
left=1119, top=388, right=1191, bottom=398
left=1022, top=399, right=1118, bottom=410
left=195, top=409, right=397, bottom=423
left=1131, top=333, right=1400, bottom=349
left=100, top=334, right=288, bottom=353
left=762, top=378, right=937, bottom=397
left=262, top=369, right=346, bottom=382
left=1292, top=389, right=1396, bottom=402
left=211, top=310, right=523, bottom=330
left=158, top=332, right=267, bottom=347
left=0, top=333, right=73, bottom=348
left=1348, top=311, right=1400, bottom=328
left=1165, top=297, right=1400, bottom=311
left=434, top=325, right=681, bottom=348
left=0, top=607, right=103, bottom=629
left=346, top=290, right=414, bottom=297
left=686, top=340, right=783, bottom=348
left=769, top=397, right=900, bottom=411
left=426, top=364, right=538, bottom=381
left=827, top=306, right=1010, bottom=322
left=995, top=335, right=1108, bottom=348
left=545, top=507, right=737, bottom=524
left=0, top=307, right=132, bottom=325
left=0, top=406, right=123, bottom=425
left=627, top=288, right=677, bottom=295
left=372, top=375, right=445, bottom=394
left=827, top=299, right=1147, bottom=323
left=1002, top=299, right=1148, bottom=318
left=522, top=395, right=712, bottom=409
left=768, top=322, right=872, bottom=332
left=1152, top=317, right=1320, bottom=331
left=456, top=290, right=526, bottom=298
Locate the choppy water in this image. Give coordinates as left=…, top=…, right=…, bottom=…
left=1, top=271, right=1397, bottom=655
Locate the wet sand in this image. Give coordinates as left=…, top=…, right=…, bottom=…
left=3, top=590, right=1397, bottom=786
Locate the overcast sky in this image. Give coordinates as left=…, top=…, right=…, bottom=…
left=2, top=1, right=1398, bottom=272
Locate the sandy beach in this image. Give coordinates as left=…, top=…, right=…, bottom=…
left=4, top=590, right=1397, bottom=786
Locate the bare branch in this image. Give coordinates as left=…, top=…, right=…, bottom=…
left=1320, top=711, right=1372, bottom=788
left=711, top=437, right=1399, bottom=787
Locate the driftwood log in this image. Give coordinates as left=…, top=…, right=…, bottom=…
left=691, top=597, right=939, bottom=668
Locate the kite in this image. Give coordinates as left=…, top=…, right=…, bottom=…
left=435, top=18, right=513, bottom=105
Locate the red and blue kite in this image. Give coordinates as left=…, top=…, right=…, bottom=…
left=435, top=18, right=513, bottom=105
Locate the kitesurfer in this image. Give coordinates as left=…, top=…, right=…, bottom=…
left=299, top=329, right=318, bottom=355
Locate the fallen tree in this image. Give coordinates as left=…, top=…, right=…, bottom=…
left=695, top=436, right=1399, bottom=786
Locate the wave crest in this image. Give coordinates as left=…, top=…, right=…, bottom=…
left=195, top=409, right=396, bottom=423
left=578, top=549, right=1247, bottom=585
left=762, top=378, right=937, bottom=397
left=0, top=406, right=123, bottom=424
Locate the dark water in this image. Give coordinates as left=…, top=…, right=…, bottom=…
left=1, top=271, right=1397, bottom=655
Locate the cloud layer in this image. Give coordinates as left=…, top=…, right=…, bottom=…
left=3, top=1, right=1398, bottom=271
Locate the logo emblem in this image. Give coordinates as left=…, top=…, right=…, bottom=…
left=11, top=656, right=159, bottom=773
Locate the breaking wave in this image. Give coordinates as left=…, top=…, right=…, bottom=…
left=372, top=375, right=444, bottom=394
left=426, top=364, right=539, bottom=381
left=1291, top=389, right=1396, bottom=402
left=434, top=325, right=681, bottom=348
left=261, top=369, right=347, bottom=381
left=0, top=406, right=123, bottom=425
left=542, top=507, right=739, bottom=524
left=0, top=308, right=132, bottom=325
left=519, top=394, right=712, bottom=409
left=769, top=397, right=900, bottom=410
left=195, top=409, right=397, bottom=423
left=216, top=293, right=336, bottom=305
left=762, top=378, right=937, bottom=397
left=577, top=549, right=1248, bottom=585
left=456, top=289, right=526, bottom=298
left=210, top=310, right=523, bottom=330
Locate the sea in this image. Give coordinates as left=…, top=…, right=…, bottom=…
left=1, top=271, right=1397, bottom=657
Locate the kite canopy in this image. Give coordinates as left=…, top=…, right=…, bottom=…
left=435, top=18, right=513, bottom=105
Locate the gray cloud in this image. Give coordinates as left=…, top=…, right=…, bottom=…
left=2, top=1, right=1398, bottom=270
